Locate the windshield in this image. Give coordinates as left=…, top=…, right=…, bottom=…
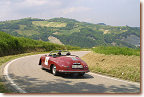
left=49, top=50, right=71, bottom=56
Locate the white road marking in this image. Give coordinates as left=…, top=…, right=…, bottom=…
left=89, top=72, right=140, bottom=86
left=3, top=53, right=46, bottom=93
left=4, top=57, right=27, bottom=93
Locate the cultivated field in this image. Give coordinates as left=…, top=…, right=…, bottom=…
left=32, top=21, right=67, bottom=27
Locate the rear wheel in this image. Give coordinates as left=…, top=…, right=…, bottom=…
left=52, top=65, right=58, bottom=76
left=39, top=59, right=41, bottom=65
left=39, top=59, right=44, bottom=70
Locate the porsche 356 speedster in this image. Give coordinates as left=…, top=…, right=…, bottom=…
left=39, top=50, right=89, bottom=76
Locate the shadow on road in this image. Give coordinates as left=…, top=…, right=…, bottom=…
left=60, top=73, right=94, bottom=79
left=42, top=69, right=94, bottom=79
left=3, top=73, right=140, bottom=93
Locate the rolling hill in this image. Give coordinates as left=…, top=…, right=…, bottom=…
left=0, top=31, right=80, bottom=57
left=0, top=17, right=140, bottom=48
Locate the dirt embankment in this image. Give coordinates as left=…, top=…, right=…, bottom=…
left=81, top=52, right=140, bottom=82
left=48, top=36, right=64, bottom=45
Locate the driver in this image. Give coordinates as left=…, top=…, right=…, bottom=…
left=57, top=51, right=61, bottom=56
left=66, top=52, right=71, bottom=55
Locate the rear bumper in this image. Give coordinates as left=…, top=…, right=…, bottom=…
left=58, top=70, right=89, bottom=73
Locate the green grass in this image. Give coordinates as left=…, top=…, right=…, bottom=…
left=88, top=64, right=140, bottom=82
left=81, top=52, right=140, bottom=82
left=92, top=46, right=140, bottom=56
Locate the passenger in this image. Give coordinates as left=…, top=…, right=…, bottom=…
left=57, top=52, right=61, bottom=56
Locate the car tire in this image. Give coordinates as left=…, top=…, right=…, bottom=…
left=52, top=65, right=58, bottom=76
left=39, top=59, right=41, bottom=65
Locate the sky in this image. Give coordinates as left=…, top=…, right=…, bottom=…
left=0, top=0, right=140, bottom=27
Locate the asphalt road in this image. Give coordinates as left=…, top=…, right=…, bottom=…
left=3, top=51, right=140, bottom=93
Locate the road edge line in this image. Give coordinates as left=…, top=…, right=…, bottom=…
left=89, top=72, right=140, bottom=86
left=3, top=58, right=27, bottom=93
left=3, top=53, right=45, bottom=93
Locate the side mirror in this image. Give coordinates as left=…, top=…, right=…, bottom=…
left=52, top=54, right=57, bottom=58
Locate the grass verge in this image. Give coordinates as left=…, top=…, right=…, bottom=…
left=92, top=46, right=140, bottom=56
left=81, top=52, right=140, bottom=82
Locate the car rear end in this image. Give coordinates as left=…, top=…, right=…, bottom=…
left=58, top=61, right=89, bottom=75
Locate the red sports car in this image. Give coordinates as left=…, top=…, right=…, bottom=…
left=39, top=50, right=89, bottom=76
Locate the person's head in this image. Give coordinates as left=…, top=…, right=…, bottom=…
left=58, top=52, right=61, bottom=56
left=66, top=52, right=71, bottom=55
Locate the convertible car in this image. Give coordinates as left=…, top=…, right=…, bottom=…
left=39, top=50, right=89, bottom=76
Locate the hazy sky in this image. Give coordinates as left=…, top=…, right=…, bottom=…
left=0, top=0, right=140, bottom=27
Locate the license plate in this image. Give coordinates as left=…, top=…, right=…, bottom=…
left=72, top=65, right=83, bottom=68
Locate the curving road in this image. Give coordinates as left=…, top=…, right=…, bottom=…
left=2, top=51, right=140, bottom=93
